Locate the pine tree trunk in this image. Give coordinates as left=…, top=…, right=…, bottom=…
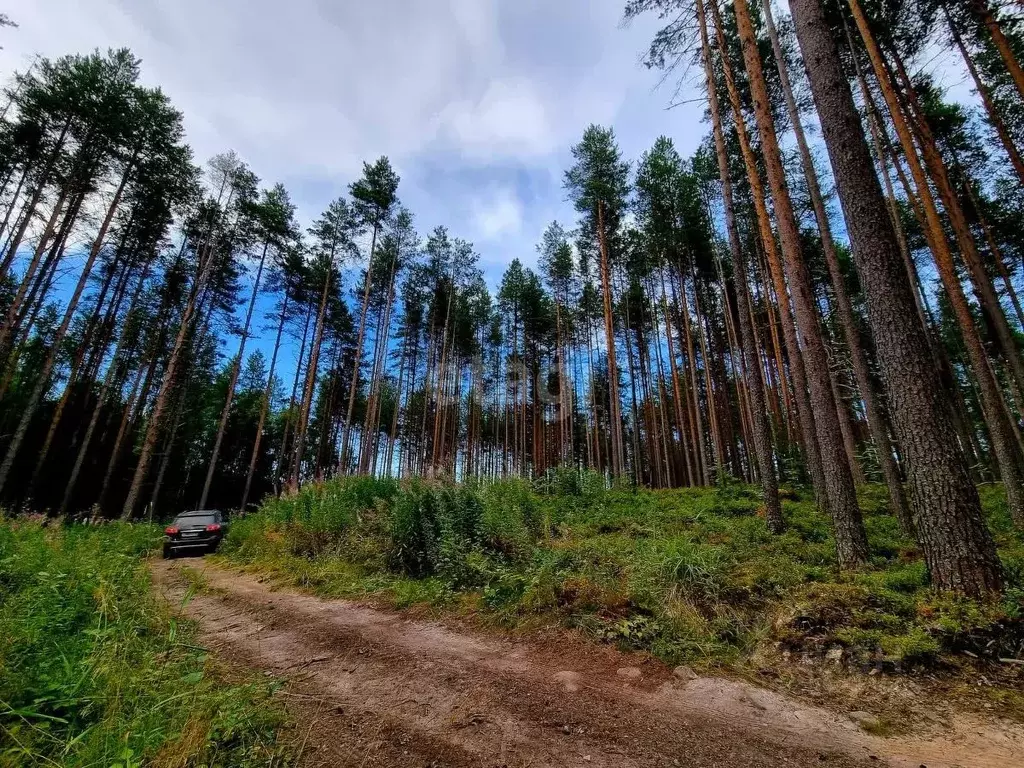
left=946, top=6, right=1024, bottom=184
left=30, top=248, right=134, bottom=493
left=340, top=224, right=380, bottom=471
left=0, top=151, right=135, bottom=495
left=199, top=240, right=269, bottom=508
left=0, top=163, right=28, bottom=245
left=242, top=292, right=291, bottom=511
left=661, top=269, right=688, bottom=483
left=970, top=0, right=1024, bottom=101
left=0, top=187, right=71, bottom=353
left=121, top=237, right=216, bottom=520
left=360, top=250, right=400, bottom=474
left=295, top=250, right=338, bottom=483
left=679, top=269, right=710, bottom=485
left=729, top=0, right=867, bottom=565
left=712, top=2, right=827, bottom=506
left=0, top=117, right=72, bottom=285
left=279, top=302, right=314, bottom=484
left=59, top=265, right=151, bottom=516
left=761, top=0, right=912, bottom=531
left=887, top=50, right=1024, bottom=400
left=960, top=175, right=1024, bottom=328
left=697, top=0, right=782, bottom=532
left=848, top=0, right=1024, bottom=526
left=790, top=0, right=1004, bottom=593
left=597, top=202, right=625, bottom=477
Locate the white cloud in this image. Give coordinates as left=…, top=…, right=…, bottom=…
left=441, top=78, right=553, bottom=158
left=471, top=188, right=524, bottom=240
left=0, top=0, right=696, bottom=279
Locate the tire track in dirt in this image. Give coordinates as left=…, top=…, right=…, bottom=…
left=151, top=558, right=1021, bottom=768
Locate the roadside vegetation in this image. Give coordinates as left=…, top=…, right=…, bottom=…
left=223, top=474, right=1024, bottom=693
left=0, top=518, right=291, bottom=767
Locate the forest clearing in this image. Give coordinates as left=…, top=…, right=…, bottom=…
left=3, top=0, right=1024, bottom=764
left=3, top=479, right=1024, bottom=765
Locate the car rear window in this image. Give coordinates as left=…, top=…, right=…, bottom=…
left=173, top=511, right=220, bottom=525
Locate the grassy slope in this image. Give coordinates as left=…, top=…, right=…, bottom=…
left=0, top=519, right=292, bottom=767
left=222, top=475, right=1024, bottom=677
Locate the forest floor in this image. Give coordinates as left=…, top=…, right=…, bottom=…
left=153, top=556, right=1024, bottom=768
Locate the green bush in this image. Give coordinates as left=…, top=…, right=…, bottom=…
left=222, top=479, right=1024, bottom=672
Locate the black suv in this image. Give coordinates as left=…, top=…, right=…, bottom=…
left=163, top=510, right=228, bottom=558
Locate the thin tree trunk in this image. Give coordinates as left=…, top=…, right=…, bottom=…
left=790, top=0, right=1004, bottom=593
left=59, top=265, right=151, bottom=516
left=29, top=247, right=135, bottom=492
left=0, top=117, right=72, bottom=285
left=597, top=202, right=625, bottom=476
left=848, top=0, right=1024, bottom=526
left=887, top=47, right=1024, bottom=400
left=294, top=250, right=338, bottom=484
left=340, top=224, right=380, bottom=471
left=279, top=302, right=314, bottom=484
left=0, top=150, right=135, bottom=495
left=762, top=0, right=911, bottom=531
left=711, top=0, right=827, bottom=506
left=960, top=174, right=1024, bottom=328
left=728, top=0, right=867, bottom=566
left=970, top=0, right=1024, bottom=101
left=946, top=6, right=1024, bottom=184
left=0, top=164, right=28, bottom=245
left=698, top=0, right=782, bottom=531
left=121, top=238, right=217, bottom=520
left=0, top=186, right=71, bottom=353
left=199, top=240, right=269, bottom=508
left=242, top=291, right=290, bottom=511
left=679, top=268, right=710, bottom=485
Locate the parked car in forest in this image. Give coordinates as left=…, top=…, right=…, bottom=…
left=163, top=510, right=228, bottom=558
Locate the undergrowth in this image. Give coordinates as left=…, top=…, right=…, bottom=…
left=221, top=473, right=1024, bottom=675
left=0, top=518, right=291, bottom=767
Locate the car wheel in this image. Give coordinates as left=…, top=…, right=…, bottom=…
left=162, top=545, right=174, bottom=559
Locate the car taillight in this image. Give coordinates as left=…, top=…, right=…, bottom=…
left=205, top=524, right=221, bottom=532
left=165, top=526, right=179, bottom=535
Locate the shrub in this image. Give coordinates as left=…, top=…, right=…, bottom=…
left=223, top=479, right=1024, bottom=676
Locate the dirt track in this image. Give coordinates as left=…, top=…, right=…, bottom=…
left=152, top=558, right=1023, bottom=768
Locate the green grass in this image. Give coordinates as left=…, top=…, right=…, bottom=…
left=0, top=517, right=292, bottom=767
left=222, top=473, right=1024, bottom=673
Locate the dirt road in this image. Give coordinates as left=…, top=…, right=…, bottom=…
left=152, top=559, right=1022, bottom=767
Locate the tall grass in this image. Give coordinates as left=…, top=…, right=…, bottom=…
left=223, top=476, right=1024, bottom=670
left=0, top=519, right=290, bottom=767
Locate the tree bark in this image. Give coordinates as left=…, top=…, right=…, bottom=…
left=762, top=0, right=911, bottom=531
left=790, top=0, right=1004, bottom=593
left=730, top=0, right=867, bottom=566
left=946, top=6, right=1024, bottom=184
left=698, top=0, right=782, bottom=532
left=970, top=0, right=1024, bottom=101
left=712, top=12, right=828, bottom=507
left=121, top=235, right=216, bottom=520
left=848, top=0, right=1024, bottom=526
left=241, top=291, right=290, bottom=511
left=596, top=202, right=625, bottom=477
left=340, top=224, right=380, bottom=471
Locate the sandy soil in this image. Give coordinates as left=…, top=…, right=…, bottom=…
left=151, top=558, right=1023, bottom=768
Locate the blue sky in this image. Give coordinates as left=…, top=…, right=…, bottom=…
left=2, top=0, right=983, bottom=387
left=1, top=0, right=708, bottom=288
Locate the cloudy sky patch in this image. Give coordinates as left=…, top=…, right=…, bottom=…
left=1, top=0, right=704, bottom=283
